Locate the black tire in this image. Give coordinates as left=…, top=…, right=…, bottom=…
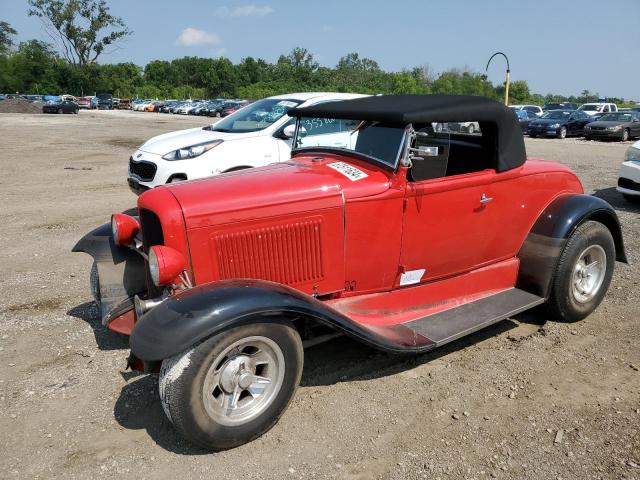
left=546, top=221, right=615, bottom=322
left=89, top=261, right=101, bottom=306
left=466, top=124, right=475, bottom=134
left=622, top=193, right=640, bottom=203
left=159, top=320, right=303, bottom=450
left=529, top=133, right=537, bottom=138
left=557, top=126, right=567, bottom=139
left=215, top=111, right=221, bottom=118
left=57, top=108, right=62, bottom=114
left=585, top=136, right=592, bottom=141
left=621, top=129, right=629, bottom=142
left=74, top=108, right=79, bottom=114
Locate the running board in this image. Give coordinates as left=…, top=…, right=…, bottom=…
left=400, top=288, right=544, bottom=348
left=349, top=288, right=546, bottom=353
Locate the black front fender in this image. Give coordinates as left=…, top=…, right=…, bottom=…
left=517, top=194, right=627, bottom=298
left=72, top=222, right=147, bottom=323
left=130, top=279, right=434, bottom=362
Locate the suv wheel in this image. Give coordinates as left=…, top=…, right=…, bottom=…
left=546, top=221, right=615, bottom=322
left=159, top=320, right=303, bottom=450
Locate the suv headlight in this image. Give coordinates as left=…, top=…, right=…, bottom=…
left=162, top=140, right=223, bottom=160
left=625, top=146, right=640, bottom=164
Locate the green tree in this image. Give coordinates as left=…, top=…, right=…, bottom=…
left=27, top=0, right=131, bottom=65
left=0, top=21, right=17, bottom=55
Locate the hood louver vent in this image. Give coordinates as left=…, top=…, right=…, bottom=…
left=213, top=218, right=325, bottom=285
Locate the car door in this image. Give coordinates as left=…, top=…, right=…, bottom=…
left=400, top=171, right=498, bottom=283
left=399, top=128, right=501, bottom=283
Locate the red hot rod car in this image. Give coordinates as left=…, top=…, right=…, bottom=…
left=74, top=95, right=626, bottom=450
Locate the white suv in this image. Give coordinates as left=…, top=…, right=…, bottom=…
left=579, top=103, right=618, bottom=116
left=127, top=92, right=367, bottom=194
left=617, top=140, right=640, bottom=202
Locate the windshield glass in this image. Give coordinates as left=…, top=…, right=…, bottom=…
left=599, top=113, right=632, bottom=122
left=213, top=98, right=300, bottom=133
left=541, top=111, right=570, bottom=119
left=579, top=104, right=599, bottom=112
left=293, top=117, right=405, bottom=168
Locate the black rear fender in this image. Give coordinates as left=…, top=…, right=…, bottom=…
left=72, top=222, right=147, bottom=323
left=130, top=279, right=432, bottom=362
left=517, top=194, right=627, bottom=298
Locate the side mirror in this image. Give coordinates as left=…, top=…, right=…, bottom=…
left=282, top=124, right=296, bottom=139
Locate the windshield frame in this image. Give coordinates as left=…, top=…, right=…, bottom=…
left=290, top=117, right=407, bottom=171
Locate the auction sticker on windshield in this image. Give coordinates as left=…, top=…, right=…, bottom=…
left=326, top=162, right=368, bottom=181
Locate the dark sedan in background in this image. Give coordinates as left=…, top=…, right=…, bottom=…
left=584, top=112, right=640, bottom=141
left=528, top=110, right=592, bottom=139
left=42, top=99, right=79, bottom=114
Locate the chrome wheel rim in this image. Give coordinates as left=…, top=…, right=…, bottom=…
left=560, top=127, right=566, bottom=138
left=571, top=245, right=606, bottom=303
left=202, top=336, right=285, bottom=426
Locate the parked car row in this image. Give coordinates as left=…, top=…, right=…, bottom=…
left=129, top=98, right=253, bottom=117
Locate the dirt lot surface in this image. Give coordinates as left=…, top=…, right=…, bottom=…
left=0, top=110, right=638, bottom=480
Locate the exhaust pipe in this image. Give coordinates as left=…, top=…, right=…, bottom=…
left=134, top=294, right=166, bottom=319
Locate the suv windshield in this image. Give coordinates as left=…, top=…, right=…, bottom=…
left=293, top=117, right=405, bottom=168
left=541, top=111, right=571, bottom=119
left=213, top=98, right=301, bottom=133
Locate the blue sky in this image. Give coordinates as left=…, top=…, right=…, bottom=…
left=4, top=0, right=639, bottom=99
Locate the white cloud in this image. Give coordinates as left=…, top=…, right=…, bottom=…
left=215, top=4, right=274, bottom=17
left=176, top=28, right=221, bottom=47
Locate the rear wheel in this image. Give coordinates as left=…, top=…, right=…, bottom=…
left=546, top=221, right=615, bottom=322
left=57, top=108, right=62, bottom=114
left=159, top=321, right=303, bottom=450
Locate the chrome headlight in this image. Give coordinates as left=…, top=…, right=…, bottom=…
left=148, top=247, right=160, bottom=286
left=625, top=146, right=640, bottom=164
left=162, top=140, right=223, bottom=161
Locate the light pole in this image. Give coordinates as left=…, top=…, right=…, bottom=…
left=486, top=52, right=510, bottom=106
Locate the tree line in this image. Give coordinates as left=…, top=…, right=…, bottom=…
left=0, top=1, right=632, bottom=106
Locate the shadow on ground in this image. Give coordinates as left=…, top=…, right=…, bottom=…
left=593, top=187, right=640, bottom=214
left=66, top=301, right=129, bottom=351
left=112, top=313, right=545, bottom=454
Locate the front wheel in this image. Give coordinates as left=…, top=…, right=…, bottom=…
left=558, top=126, right=567, bottom=139
left=466, top=124, right=475, bottom=134
left=546, top=221, right=615, bottom=322
left=621, top=129, right=629, bottom=141
left=529, top=133, right=537, bottom=138
left=159, top=320, right=303, bottom=450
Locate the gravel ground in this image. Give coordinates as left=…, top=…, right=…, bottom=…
left=0, top=110, right=638, bottom=480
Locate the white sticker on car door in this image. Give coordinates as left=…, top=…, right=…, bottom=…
left=399, top=269, right=425, bottom=286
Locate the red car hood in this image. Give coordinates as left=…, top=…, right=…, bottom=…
left=156, top=153, right=394, bottom=229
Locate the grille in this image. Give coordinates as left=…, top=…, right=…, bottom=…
left=213, top=219, right=325, bottom=285
left=618, top=177, right=640, bottom=192
left=129, top=157, right=157, bottom=181
left=139, top=208, right=164, bottom=250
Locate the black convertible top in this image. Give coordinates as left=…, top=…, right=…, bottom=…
left=288, top=94, right=527, bottom=172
